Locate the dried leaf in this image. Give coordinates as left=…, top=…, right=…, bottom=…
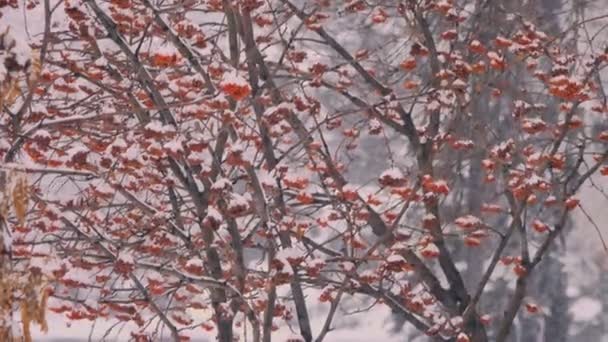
left=12, top=175, right=28, bottom=225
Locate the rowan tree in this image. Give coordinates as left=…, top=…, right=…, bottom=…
left=1, top=0, right=607, bottom=342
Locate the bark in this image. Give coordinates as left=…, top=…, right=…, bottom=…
left=541, top=255, right=569, bottom=342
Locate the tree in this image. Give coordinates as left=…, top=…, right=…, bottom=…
left=1, top=0, right=607, bottom=341
left=0, top=24, right=48, bottom=342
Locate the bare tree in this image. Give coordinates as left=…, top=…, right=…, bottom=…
left=1, top=1, right=607, bottom=341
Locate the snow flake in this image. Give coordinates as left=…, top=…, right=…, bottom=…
left=145, top=270, right=164, bottom=284
left=144, top=121, right=165, bottom=133
left=379, top=167, right=406, bottom=187
left=276, top=247, right=304, bottom=263
left=452, top=79, right=467, bottom=89
left=117, top=251, right=135, bottom=265
left=62, top=267, right=92, bottom=286
left=340, top=261, right=356, bottom=272
left=227, top=193, right=250, bottom=216
left=33, top=129, right=51, bottom=139
left=67, top=145, right=89, bottom=158
left=387, top=254, right=406, bottom=263
left=186, top=257, right=203, bottom=269
left=220, top=69, right=250, bottom=100
left=111, top=137, right=128, bottom=150
left=163, top=139, right=184, bottom=154
left=205, top=206, right=223, bottom=223
left=285, top=333, right=305, bottom=342
left=420, top=243, right=440, bottom=258
left=570, top=297, right=601, bottom=322
left=524, top=174, right=545, bottom=187
left=454, top=215, right=483, bottom=229
left=211, top=178, right=232, bottom=191
left=456, top=332, right=470, bottom=342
